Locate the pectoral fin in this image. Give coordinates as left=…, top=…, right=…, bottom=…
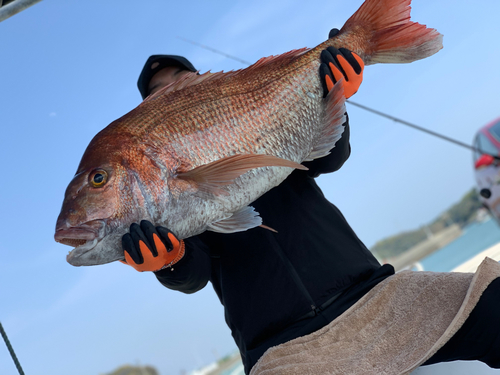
left=177, top=154, right=307, bottom=196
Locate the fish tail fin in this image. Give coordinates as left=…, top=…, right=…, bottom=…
left=338, top=0, right=443, bottom=65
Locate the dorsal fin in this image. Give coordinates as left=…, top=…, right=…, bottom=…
left=142, top=71, right=231, bottom=103
left=142, top=47, right=311, bottom=103
left=242, top=48, right=310, bottom=73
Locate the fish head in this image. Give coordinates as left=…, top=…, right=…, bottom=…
left=55, top=164, right=115, bottom=235
left=55, top=131, right=163, bottom=266
left=55, top=163, right=129, bottom=266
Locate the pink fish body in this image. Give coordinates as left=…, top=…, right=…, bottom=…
left=55, top=0, right=442, bottom=266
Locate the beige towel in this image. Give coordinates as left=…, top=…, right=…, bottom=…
left=251, top=257, right=500, bottom=375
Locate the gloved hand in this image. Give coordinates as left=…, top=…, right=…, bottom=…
left=120, top=220, right=185, bottom=272
left=320, top=28, right=364, bottom=99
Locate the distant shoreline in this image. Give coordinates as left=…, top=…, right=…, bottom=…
left=371, top=188, right=483, bottom=261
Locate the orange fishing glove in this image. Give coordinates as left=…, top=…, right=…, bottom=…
left=319, top=45, right=364, bottom=99
left=121, top=220, right=185, bottom=272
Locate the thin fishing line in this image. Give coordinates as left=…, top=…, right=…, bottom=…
left=177, top=37, right=499, bottom=160
left=177, top=36, right=253, bottom=66
left=0, top=321, right=25, bottom=375
left=344, top=101, right=499, bottom=160
left=345, top=100, right=478, bottom=152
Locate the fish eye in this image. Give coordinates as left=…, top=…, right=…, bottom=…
left=89, top=169, right=108, bottom=188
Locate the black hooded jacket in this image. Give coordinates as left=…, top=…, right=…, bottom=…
left=154, top=118, right=394, bottom=373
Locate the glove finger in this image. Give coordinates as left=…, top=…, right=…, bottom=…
left=336, top=54, right=357, bottom=82
left=157, top=227, right=176, bottom=253
left=124, top=249, right=162, bottom=272
left=166, top=232, right=181, bottom=251
left=353, top=53, right=365, bottom=73
left=320, top=49, right=343, bottom=83
left=323, top=47, right=346, bottom=82
left=319, top=63, right=335, bottom=98
left=140, top=220, right=171, bottom=255
left=138, top=240, right=158, bottom=265
left=326, top=47, right=346, bottom=79
left=153, top=232, right=169, bottom=254
left=338, top=48, right=363, bottom=75
left=328, top=28, right=340, bottom=39
left=139, top=220, right=161, bottom=257
left=337, top=49, right=364, bottom=99
left=122, top=232, right=143, bottom=264
left=130, top=222, right=154, bottom=260
left=123, top=249, right=139, bottom=267
left=320, top=48, right=339, bottom=73
left=328, top=62, right=345, bottom=84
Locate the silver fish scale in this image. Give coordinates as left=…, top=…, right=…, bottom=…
left=156, top=66, right=327, bottom=239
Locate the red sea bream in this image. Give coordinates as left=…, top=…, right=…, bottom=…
left=55, top=0, right=443, bottom=266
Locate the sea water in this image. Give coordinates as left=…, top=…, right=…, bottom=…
left=412, top=217, right=500, bottom=374
left=419, top=217, right=500, bottom=272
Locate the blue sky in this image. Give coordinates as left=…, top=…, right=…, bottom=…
left=1, top=0, right=500, bottom=374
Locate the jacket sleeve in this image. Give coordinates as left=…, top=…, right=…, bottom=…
left=154, top=236, right=211, bottom=294
left=303, top=114, right=351, bottom=178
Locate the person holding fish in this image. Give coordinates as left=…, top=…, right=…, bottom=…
left=55, top=0, right=500, bottom=373
left=128, top=32, right=500, bottom=375
left=126, top=30, right=383, bottom=372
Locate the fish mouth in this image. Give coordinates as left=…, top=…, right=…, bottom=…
left=54, top=227, right=97, bottom=247
left=54, top=220, right=106, bottom=263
